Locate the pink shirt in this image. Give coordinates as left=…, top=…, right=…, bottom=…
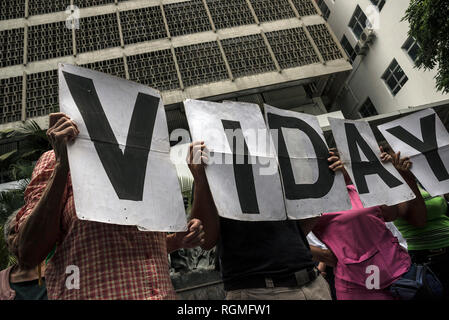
left=0, top=267, right=15, bottom=300
left=313, top=185, right=411, bottom=290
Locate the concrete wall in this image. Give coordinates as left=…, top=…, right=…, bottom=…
left=323, top=0, right=448, bottom=118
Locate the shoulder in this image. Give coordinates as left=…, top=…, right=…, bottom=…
left=36, top=150, right=56, bottom=167
left=30, top=150, right=56, bottom=178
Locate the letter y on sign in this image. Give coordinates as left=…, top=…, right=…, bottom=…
left=378, top=109, right=449, bottom=197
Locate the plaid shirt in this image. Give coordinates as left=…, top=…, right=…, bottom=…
left=16, top=151, right=177, bottom=300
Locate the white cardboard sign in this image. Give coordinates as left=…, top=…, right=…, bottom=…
left=378, top=109, right=449, bottom=196
left=59, top=64, right=187, bottom=231
left=264, top=105, right=351, bottom=218
left=329, top=117, right=415, bottom=207
left=184, top=99, right=286, bottom=221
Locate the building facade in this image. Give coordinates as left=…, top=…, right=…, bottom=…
left=319, top=0, right=448, bottom=119
left=0, top=0, right=351, bottom=137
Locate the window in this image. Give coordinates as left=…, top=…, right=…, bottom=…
left=370, top=0, right=386, bottom=11
left=402, top=36, right=420, bottom=63
left=349, top=5, right=368, bottom=39
left=359, top=97, right=378, bottom=118
left=316, top=0, right=330, bottom=20
left=382, top=59, right=408, bottom=96
left=340, top=35, right=357, bottom=63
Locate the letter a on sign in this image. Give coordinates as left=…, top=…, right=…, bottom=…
left=59, top=64, right=186, bottom=231
left=378, top=109, right=449, bottom=197
left=329, top=117, right=415, bottom=208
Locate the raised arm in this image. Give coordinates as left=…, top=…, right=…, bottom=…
left=187, top=141, right=220, bottom=250
left=379, top=150, right=426, bottom=227
left=16, top=113, right=79, bottom=268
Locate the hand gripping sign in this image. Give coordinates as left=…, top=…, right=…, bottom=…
left=185, top=100, right=352, bottom=221
left=378, top=109, right=449, bottom=197
left=59, top=64, right=187, bottom=231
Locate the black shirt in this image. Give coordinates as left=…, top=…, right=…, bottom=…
left=10, top=279, right=48, bottom=300
left=217, top=217, right=315, bottom=291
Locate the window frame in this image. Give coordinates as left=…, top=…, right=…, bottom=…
left=381, top=59, right=408, bottom=96
left=370, top=0, right=386, bottom=12
left=340, top=35, right=357, bottom=63
left=348, top=5, right=368, bottom=40
left=358, top=97, right=378, bottom=118
left=402, top=36, right=421, bottom=63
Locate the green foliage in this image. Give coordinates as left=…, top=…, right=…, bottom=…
left=0, top=120, right=50, bottom=270
left=403, top=0, right=449, bottom=93
left=0, top=120, right=50, bottom=179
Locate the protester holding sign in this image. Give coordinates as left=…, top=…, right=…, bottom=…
left=312, top=149, right=426, bottom=300
left=14, top=113, right=205, bottom=300
left=379, top=143, right=449, bottom=299
left=188, top=141, right=347, bottom=300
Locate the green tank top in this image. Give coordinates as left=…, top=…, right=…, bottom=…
left=394, top=186, right=449, bottom=251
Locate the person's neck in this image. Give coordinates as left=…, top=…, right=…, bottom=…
left=9, top=265, right=42, bottom=283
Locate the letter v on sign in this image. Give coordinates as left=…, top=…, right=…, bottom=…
left=62, top=71, right=159, bottom=201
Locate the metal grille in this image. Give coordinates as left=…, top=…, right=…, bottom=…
left=80, top=57, right=126, bottom=78
left=266, top=28, right=319, bottom=69
left=175, top=41, right=228, bottom=87
left=120, top=6, right=167, bottom=45
left=74, top=0, right=115, bottom=8
left=164, top=0, right=211, bottom=37
left=306, top=24, right=343, bottom=61
left=292, top=0, right=318, bottom=17
left=221, top=34, right=276, bottom=78
left=75, top=13, right=120, bottom=53
left=249, top=0, right=295, bottom=22
left=0, top=76, right=22, bottom=124
left=206, top=0, right=255, bottom=29
left=0, top=0, right=25, bottom=20
left=28, top=21, right=73, bottom=62
left=26, top=70, right=59, bottom=118
left=127, top=49, right=180, bottom=91
left=0, top=28, right=24, bottom=67
left=28, top=0, right=70, bottom=16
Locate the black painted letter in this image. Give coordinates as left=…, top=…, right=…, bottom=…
left=345, top=123, right=403, bottom=194
left=221, top=120, right=259, bottom=214
left=386, top=114, right=449, bottom=182
left=63, top=71, right=159, bottom=201
left=267, top=113, right=334, bottom=200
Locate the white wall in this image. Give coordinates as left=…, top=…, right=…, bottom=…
left=324, top=0, right=448, bottom=118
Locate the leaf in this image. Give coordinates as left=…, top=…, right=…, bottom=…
left=0, top=149, right=18, bottom=162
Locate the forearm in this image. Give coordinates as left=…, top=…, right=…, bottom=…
left=299, top=217, right=320, bottom=236
left=310, top=245, right=337, bottom=267
left=397, top=173, right=426, bottom=226
left=17, top=162, right=68, bottom=268
left=310, top=245, right=324, bottom=262
left=190, top=176, right=219, bottom=250
left=166, top=233, right=181, bottom=254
